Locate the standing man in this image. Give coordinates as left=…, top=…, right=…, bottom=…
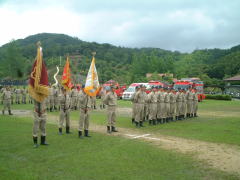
left=157, top=86, right=165, bottom=124
left=78, top=85, right=92, bottom=138
left=148, top=86, right=158, bottom=125
left=164, top=88, right=171, bottom=123
left=131, top=86, right=140, bottom=123
left=99, top=86, right=106, bottom=109
left=53, top=86, right=60, bottom=111
left=71, top=86, right=79, bottom=110
left=186, top=87, right=194, bottom=118
left=169, top=89, right=177, bottom=121
left=91, top=95, right=97, bottom=109
left=133, top=85, right=146, bottom=127
left=103, top=85, right=118, bottom=133
left=33, top=99, right=48, bottom=147
left=2, top=86, right=13, bottom=115
left=21, top=87, right=27, bottom=104
left=181, top=89, right=187, bottom=119
left=58, top=87, right=71, bottom=134
left=15, top=87, right=21, bottom=104
left=176, top=89, right=183, bottom=120
left=49, top=85, right=54, bottom=112
left=193, top=88, right=199, bottom=117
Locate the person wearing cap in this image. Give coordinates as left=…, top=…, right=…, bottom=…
left=103, top=85, right=118, bottom=133
left=192, top=88, right=199, bottom=117
left=90, top=95, right=97, bottom=110
left=181, top=89, right=187, bottom=119
left=157, top=86, right=165, bottom=124
left=32, top=98, right=48, bottom=148
left=2, top=86, right=13, bottom=115
left=131, top=86, right=140, bottom=123
left=78, top=85, right=92, bottom=138
left=133, top=85, right=146, bottom=127
left=186, top=87, right=194, bottom=118
left=164, top=88, right=171, bottom=122
left=147, top=86, right=158, bottom=125
left=70, top=86, right=79, bottom=110
left=58, top=87, right=71, bottom=135
left=169, top=88, right=177, bottom=121
left=21, top=86, right=27, bottom=104
left=15, top=87, right=21, bottom=104
left=99, top=86, right=106, bottom=109
left=143, top=85, right=149, bottom=121
left=175, top=88, right=183, bottom=120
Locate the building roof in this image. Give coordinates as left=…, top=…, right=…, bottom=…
left=224, top=75, right=240, bottom=81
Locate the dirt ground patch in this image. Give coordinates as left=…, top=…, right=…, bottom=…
left=13, top=109, right=240, bottom=177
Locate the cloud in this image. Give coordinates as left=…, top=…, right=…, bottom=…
left=0, top=0, right=240, bottom=52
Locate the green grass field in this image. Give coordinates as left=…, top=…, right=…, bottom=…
left=0, top=116, right=239, bottom=180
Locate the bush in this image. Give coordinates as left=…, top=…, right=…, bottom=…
left=205, top=94, right=232, bottom=101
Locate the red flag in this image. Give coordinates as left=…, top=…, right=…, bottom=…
left=28, top=43, right=49, bottom=102
left=61, top=56, right=73, bottom=91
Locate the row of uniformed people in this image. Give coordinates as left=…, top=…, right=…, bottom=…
left=0, top=86, right=29, bottom=104
left=32, top=85, right=118, bottom=148
left=131, top=85, right=199, bottom=127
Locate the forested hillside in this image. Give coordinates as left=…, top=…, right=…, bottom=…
left=0, top=33, right=239, bottom=85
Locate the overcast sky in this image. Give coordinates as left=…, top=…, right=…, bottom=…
left=0, top=0, right=239, bottom=52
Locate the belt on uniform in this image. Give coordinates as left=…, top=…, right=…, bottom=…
left=35, top=109, right=45, bottom=115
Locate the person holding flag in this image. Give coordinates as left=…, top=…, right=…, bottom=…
left=28, top=42, right=49, bottom=148
left=59, top=56, right=73, bottom=134
left=80, top=52, right=100, bottom=138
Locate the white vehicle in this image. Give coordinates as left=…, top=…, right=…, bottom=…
left=122, top=83, right=148, bottom=100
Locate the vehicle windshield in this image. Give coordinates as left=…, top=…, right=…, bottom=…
left=125, top=87, right=135, bottom=92
left=173, top=84, right=189, bottom=90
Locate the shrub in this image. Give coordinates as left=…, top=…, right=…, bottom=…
left=205, top=94, right=232, bottom=101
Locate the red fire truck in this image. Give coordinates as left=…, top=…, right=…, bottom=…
left=173, top=78, right=205, bottom=101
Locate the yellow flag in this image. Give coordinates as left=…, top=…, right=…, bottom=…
left=84, top=55, right=100, bottom=96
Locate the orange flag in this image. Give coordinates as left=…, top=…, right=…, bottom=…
left=28, top=42, right=49, bottom=102
left=61, top=56, right=73, bottom=91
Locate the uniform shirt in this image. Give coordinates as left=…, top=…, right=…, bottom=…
left=34, top=99, right=46, bottom=113
left=147, top=91, right=158, bottom=103
left=15, top=89, right=21, bottom=94
left=158, top=91, right=166, bottom=103
left=104, top=91, right=117, bottom=106
left=78, top=90, right=91, bottom=109
left=49, top=88, right=54, bottom=97
left=169, top=93, right=176, bottom=103
left=22, top=89, right=27, bottom=95
left=99, top=89, right=106, bottom=99
left=186, top=90, right=194, bottom=100
left=182, top=93, right=187, bottom=102
left=2, top=90, right=11, bottom=100
left=164, top=92, right=170, bottom=103
left=193, top=92, right=198, bottom=102
left=134, top=90, right=146, bottom=104
left=176, top=92, right=183, bottom=102
left=54, top=88, right=59, bottom=98
left=71, top=89, right=78, bottom=97
left=59, top=93, right=71, bottom=110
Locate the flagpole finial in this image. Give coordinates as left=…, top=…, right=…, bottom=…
left=92, top=52, right=96, bottom=57
left=37, top=41, right=41, bottom=48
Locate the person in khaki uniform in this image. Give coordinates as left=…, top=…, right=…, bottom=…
left=147, top=86, right=158, bottom=125
left=131, top=86, right=140, bottom=124
left=53, top=86, right=60, bottom=111
left=78, top=85, right=92, bottom=138
left=49, top=86, right=55, bottom=112
left=15, top=88, right=21, bottom=104
left=169, top=89, right=177, bottom=121
left=33, top=99, right=48, bottom=148
left=157, top=87, right=165, bottom=124
left=186, top=87, right=194, bottom=118
left=133, top=85, right=146, bottom=127
left=175, top=89, right=183, bottom=120
left=91, top=95, right=97, bottom=109
left=58, top=87, right=71, bottom=134
left=103, top=85, right=118, bottom=133
left=10, top=87, right=15, bottom=104
left=143, top=85, right=149, bottom=122
left=181, top=89, right=187, bottom=119
left=164, top=88, right=171, bottom=123
left=71, top=86, right=79, bottom=110
left=2, top=86, right=13, bottom=115
left=193, top=89, right=199, bottom=117
left=99, top=86, right=106, bottom=109
left=21, top=87, right=27, bottom=104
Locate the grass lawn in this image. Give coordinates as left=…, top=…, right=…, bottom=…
left=0, top=116, right=238, bottom=180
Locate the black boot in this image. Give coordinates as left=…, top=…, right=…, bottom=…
left=149, top=120, right=152, bottom=125
left=100, top=105, right=102, bottom=109
left=132, top=118, right=135, bottom=124
left=94, top=105, right=96, bottom=109
left=157, top=119, right=161, bottom=124
left=153, top=120, right=156, bottom=125
left=111, top=126, right=118, bottom=132
left=8, top=110, right=13, bottom=115
left=140, top=121, right=144, bottom=127
left=107, top=126, right=111, bottom=133
left=33, top=136, right=38, bottom=148
left=78, top=131, right=83, bottom=138
left=2, top=110, right=4, bottom=115
left=40, top=136, right=49, bottom=145
left=66, top=126, right=71, bottom=134
left=103, top=104, right=105, bottom=109
left=58, top=128, right=62, bottom=135
left=50, top=107, right=53, bottom=112
left=194, top=113, right=198, bottom=117
left=84, top=130, right=91, bottom=137
left=75, top=106, right=77, bottom=110
left=135, top=122, right=139, bottom=127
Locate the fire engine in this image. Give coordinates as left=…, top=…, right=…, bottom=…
left=103, top=80, right=126, bottom=99
left=173, top=78, right=205, bottom=101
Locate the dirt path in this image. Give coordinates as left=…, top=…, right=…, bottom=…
left=13, top=109, right=240, bottom=176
